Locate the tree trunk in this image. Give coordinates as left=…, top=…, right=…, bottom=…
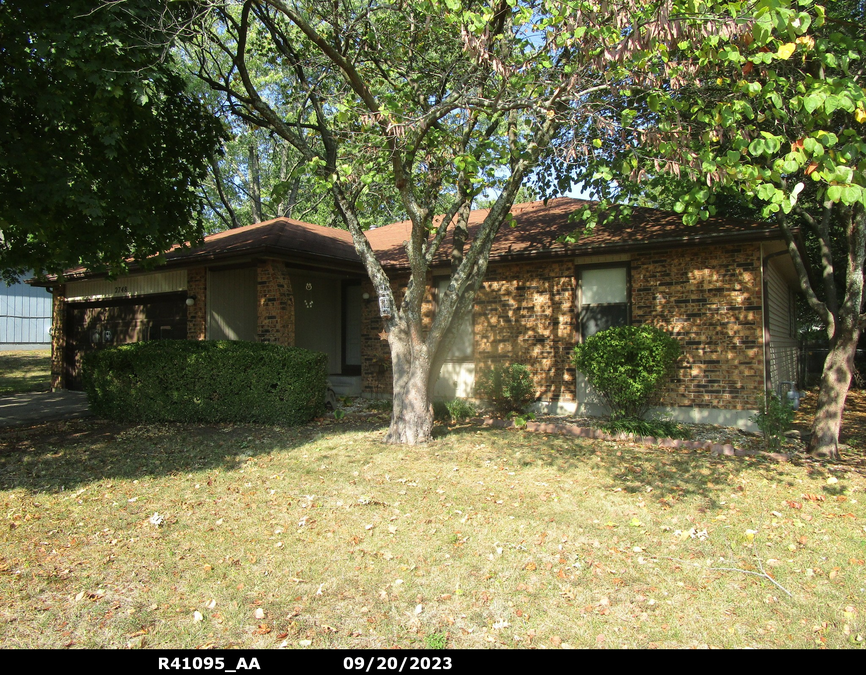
left=248, top=142, right=263, bottom=223
left=808, top=327, right=860, bottom=459
left=385, top=319, right=434, bottom=444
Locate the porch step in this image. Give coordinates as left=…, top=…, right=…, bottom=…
left=328, top=375, right=362, bottom=397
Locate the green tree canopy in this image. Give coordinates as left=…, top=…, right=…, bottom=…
left=0, top=0, right=225, bottom=281
left=178, top=0, right=784, bottom=445
left=539, top=0, right=866, bottom=458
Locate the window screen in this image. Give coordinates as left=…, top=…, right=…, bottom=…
left=579, top=266, right=629, bottom=339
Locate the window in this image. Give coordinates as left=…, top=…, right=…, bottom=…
left=577, top=265, right=629, bottom=339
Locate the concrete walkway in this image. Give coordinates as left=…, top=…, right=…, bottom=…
left=0, top=391, right=91, bottom=428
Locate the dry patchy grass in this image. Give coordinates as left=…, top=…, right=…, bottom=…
left=0, top=350, right=51, bottom=395
left=1, top=414, right=865, bottom=650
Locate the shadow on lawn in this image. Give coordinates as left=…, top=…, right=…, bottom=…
left=0, top=416, right=387, bottom=494
left=0, top=350, right=51, bottom=394
left=440, top=425, right=833, bottom=509
left=3, top=415, right=858, bottom=504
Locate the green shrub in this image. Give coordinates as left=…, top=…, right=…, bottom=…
left=446, top=398, right=476, bottom=421
left=599, top=417, right=691, bottom=440
left=433, top=398, right=477, bottom=423
left=82, top=340, right=327, bottom=425
left=475, top=363, right=536, bottom=414
left=572, top=325, right=681, bottom=420
left=507, top=410, right=536, bottom=428
left=750, top=392, right=796, bottom=450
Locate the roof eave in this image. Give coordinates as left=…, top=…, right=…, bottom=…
left=378, top=226, right=785, bottom=270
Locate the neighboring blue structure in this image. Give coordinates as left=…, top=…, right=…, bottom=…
left=1, top=277, right=52, bottom=350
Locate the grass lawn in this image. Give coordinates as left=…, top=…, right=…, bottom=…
left=0, top=350, right=51, bottom=394
left=1, top=412, right=864, bottom=650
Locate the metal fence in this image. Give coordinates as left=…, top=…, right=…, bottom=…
left=1, top=280, right=52, bottom=349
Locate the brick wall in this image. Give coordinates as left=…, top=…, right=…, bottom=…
left=256, top=260, right=295, bottom=345
left=50, top=284, right=66, bottom=391
left=359, top=275, right=440, bottom=396
left=630, top=243, right=765, bottom=410
left=360, top=262, right=577, bottom=401
left=361, top=279, right=390, bottom=395
left=474, top=261, right=577, bottom=401
left=359, top=243, right=766, bottom=412
left=186, top=267, right=207, bottom=340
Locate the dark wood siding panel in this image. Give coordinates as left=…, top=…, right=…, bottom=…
left=207, top=268, right=257, bottom=341
left=64, top=294, right=187, bottom=390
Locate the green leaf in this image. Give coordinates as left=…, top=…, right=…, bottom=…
left=803, top=93, right=824, bottom=114
left=841, top=185, right=862, bottom=206
left=648, top=93, right=660, bottom=113
left=749, top=138, right=766, bottom=156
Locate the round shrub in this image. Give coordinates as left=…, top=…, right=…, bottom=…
left=475, top=363, right=536, bottom=414
left=572, top=325, right=681, bottom=420
left=82, top=340, right=327, bottom=425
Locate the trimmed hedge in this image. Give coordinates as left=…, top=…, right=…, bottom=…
left=82, top=340, right=327, bottom=425
left=572, top=325, right=681, bottom=420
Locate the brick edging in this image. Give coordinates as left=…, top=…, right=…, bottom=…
left=478, top=417, right=791, bottom=461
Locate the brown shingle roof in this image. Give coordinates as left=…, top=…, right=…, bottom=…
left=164, top=217, right=358, bottom=265
left=50, top=197, right=779, bottom=281
left=366, top=197, right=779, bottom=268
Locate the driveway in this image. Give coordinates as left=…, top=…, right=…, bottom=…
left=0, top=391, right=91, bottom=428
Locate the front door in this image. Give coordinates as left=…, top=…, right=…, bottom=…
left=342, top=281, right=362, bottom=375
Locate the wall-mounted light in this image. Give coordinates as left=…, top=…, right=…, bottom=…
left=185, top=295, right=196, bottom=307
left=362, top=292, right=371, bottom=301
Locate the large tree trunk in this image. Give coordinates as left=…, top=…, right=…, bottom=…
left=781, top=203, right=866, bottom=460
left=248, top=142, right=263, bottom=223
left=385, top=319, right=434, bottom=444
left=808, top=324, right=860, bottom=459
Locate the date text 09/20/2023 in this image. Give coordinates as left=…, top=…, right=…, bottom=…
left=343, top=656, right=453, bottom=671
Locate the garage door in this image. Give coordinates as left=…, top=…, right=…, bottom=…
left=65, top=293, right=187, bottom=390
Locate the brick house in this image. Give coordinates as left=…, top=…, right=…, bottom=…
left=42, top=198, right=800, bottom=429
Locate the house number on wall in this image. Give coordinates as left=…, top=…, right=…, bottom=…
left=114, top=286, right=128, bottom=295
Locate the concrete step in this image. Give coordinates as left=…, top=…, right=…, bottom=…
left=328, top=375, right=362, bottom=397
